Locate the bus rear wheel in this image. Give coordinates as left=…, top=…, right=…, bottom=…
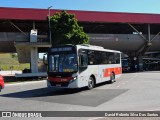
left=109, top=73, right=115, bottom=84
left=87, top=77, right=95, bottom=90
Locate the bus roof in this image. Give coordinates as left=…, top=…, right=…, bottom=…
left=77, top=44, right=121, bottom=53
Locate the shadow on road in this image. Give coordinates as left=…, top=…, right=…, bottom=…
left=0, top=81, right=116, bottom=99
left=0, top=87, right=88, bottom=98
left=0, top=86, right=128, bottom=107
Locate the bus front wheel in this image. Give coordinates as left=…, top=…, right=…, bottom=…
left=87, top=77, right=95, bottom=90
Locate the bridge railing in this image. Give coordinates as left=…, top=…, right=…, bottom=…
left=0, top=32, right=49, bottom=43
left=37, top=35, right=49, bottom=42
left=0, top=32, right=29, bottom=42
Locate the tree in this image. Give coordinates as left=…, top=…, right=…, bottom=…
left=50, top=10, right=89, bottom=46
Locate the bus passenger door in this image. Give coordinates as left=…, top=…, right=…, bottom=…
left=78, top=50, right=88, bottom=87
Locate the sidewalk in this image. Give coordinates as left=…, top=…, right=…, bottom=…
left=0, top=70, right=22, bottom=76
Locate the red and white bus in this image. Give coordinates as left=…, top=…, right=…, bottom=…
left=46, top=44, right=122, bottom=89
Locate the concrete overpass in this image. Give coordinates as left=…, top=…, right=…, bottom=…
left=0, top=7, right=160, bottom=75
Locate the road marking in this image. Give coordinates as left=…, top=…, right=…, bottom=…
left=128, top=73, right=138, bottom=81
left=88, top=117, right=104, bottom=120
left=148, top=108, right=160, bottom=111
left=5, top=80, right=46, bottom=87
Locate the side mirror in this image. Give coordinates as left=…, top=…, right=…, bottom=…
left=43, top=53, right=48, bottom=65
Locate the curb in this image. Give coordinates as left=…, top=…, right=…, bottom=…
left=5, top=80, right=46, bottom=87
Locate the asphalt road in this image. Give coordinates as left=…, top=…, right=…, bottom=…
left=0, top=71, right=160, bottom=120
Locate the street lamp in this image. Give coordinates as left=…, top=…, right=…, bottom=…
left=48, top=6, right=52, bottom=44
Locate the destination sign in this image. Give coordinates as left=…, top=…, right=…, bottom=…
left=51, top=47, right=72, bottom=52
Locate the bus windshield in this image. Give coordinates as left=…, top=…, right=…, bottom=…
left=49, top=53, right=78, bottom=72
left=122, top=59, right=129, bottom=67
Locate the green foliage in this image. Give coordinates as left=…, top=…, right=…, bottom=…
left=10, top=53, right=18, bottom=59
left=50, top=10, right=89, bottom=46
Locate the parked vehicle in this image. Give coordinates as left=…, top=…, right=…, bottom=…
left=122, top=58, right=130, bottom=72
left=0, top=75, right=4, bottom=92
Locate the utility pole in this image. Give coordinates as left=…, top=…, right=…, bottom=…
left=48, top=6, right=52, bottom=44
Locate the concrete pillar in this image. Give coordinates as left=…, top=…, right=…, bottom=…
left=138, top=56, right=143, bottom=71
left=30, top=47, right=38, bottom=73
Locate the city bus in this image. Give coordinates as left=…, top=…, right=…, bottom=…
left=45, top=44, right=122, bottom=89
left=122, top=58, right=130, bottom=72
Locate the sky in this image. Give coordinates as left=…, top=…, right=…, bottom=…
left=0, top=0, right=160, bottom=14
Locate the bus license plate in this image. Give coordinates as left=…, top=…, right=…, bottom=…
left=56, top=84, right=61, bottom=86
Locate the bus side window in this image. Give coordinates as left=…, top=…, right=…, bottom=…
left=43, top=53, right=48, bottom=65
left=88, top=50, right=95, bottom=65
left=79, top=54, right=88, bottom=67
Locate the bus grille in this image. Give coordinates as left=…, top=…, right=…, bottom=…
left=49, top=81, right=69, bottom=87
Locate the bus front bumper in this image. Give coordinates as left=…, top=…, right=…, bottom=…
left=47, top=79, right=78, bottom=88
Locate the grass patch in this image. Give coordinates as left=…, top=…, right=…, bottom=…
left=0, top=53, right=30, bottom=70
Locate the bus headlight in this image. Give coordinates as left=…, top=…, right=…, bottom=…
left=73, top=76, right=77, bottom=80
left=70, top=76, right=77, bottom=83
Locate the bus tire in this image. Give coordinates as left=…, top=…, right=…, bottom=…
left=0, top=86, right=2, bottom=92
left=109, top=73, right=115, bottom=84
left=87, top=77, right=95, bottom=90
